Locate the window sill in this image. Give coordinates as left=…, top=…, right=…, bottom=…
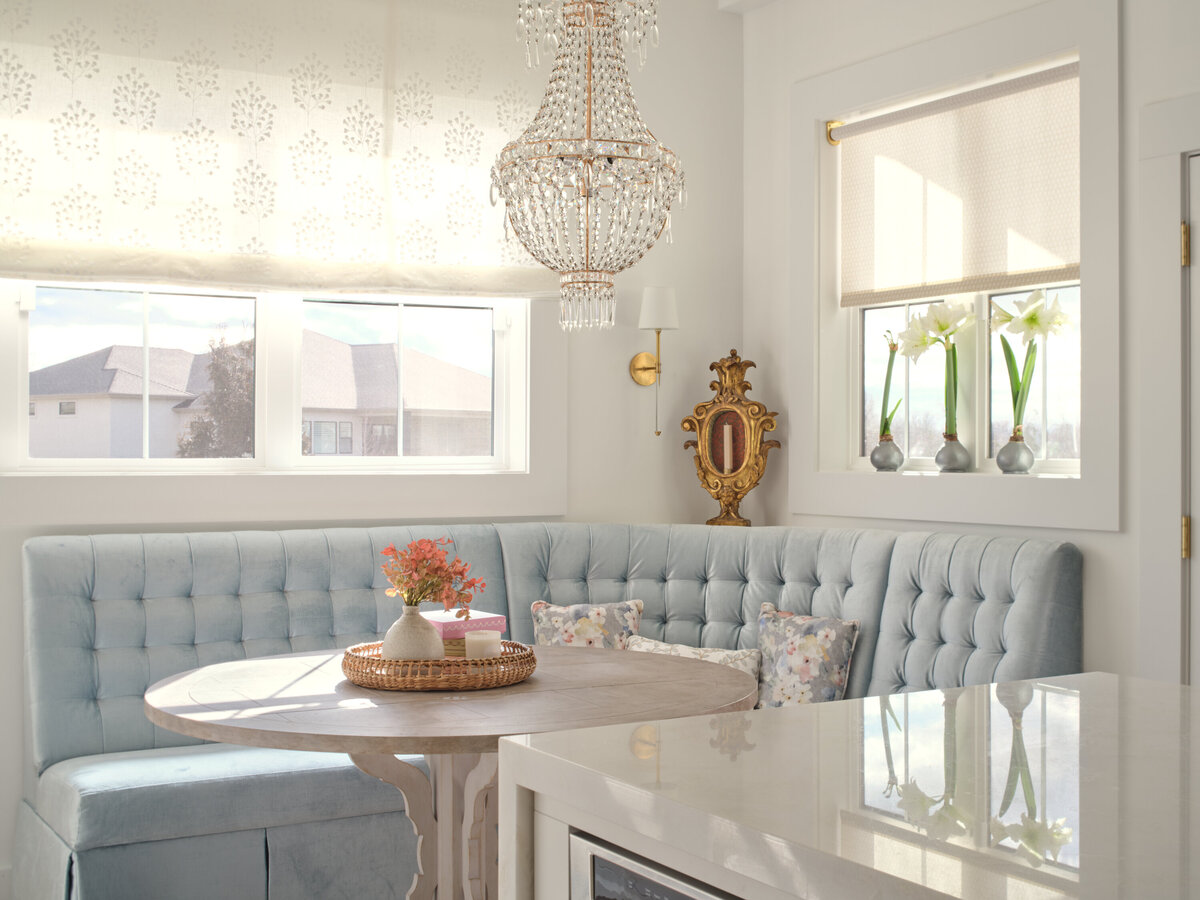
left=794, top=466, right=1113, bottom=531
left=0, top=466, right=566, bottom=528
left=846, top=458, right=1080, bottom=478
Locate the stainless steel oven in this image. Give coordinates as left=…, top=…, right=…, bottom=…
left=569, top=832, right=738, bottom=900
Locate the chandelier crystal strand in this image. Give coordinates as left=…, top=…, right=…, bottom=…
left=493, top=0, right=684, bottom=331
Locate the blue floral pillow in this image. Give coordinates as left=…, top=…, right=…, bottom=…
left=530, top=599, right=643, bottom=649
left=756, top=602, right=858, bottom=707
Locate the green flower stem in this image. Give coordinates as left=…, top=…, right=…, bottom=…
left=1013, top=342, right=1038, bottom=430
left=944, top=342, right=959, bottom=435
left=880, top=345, right=898, bottom=437
left=999, top=715, right=1038, bottom=820
left=1000, top=335, right=1039, bottom=432
left=880, top=697, right=899, bottom=794
left=943, top=693, right=959, bottom=801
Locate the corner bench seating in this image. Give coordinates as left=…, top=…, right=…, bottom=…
left=17, top=523, right=1083, bottom=900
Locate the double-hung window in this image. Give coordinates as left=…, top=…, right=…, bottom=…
left=793, top=0, right=1118, bottom=530
left=843, top=62, right=1081, bottom=473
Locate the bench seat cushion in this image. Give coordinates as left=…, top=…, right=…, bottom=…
left=36, top=743, right=417, bottom=851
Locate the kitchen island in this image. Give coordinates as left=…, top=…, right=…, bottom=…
left=499, top=673, right=1198, bottom=899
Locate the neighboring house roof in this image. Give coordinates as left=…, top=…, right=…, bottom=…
left=402, top=347, right=491, bottom=413
left=30, top=332, right=491, bottom=413
left=301, top=330, right=490, bottom=413
left=29, top=346, right=208, bottom=400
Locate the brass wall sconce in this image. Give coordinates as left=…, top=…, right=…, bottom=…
left=629, top=287, right=679, bottom=436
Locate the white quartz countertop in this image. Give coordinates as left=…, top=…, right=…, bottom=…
left=502, top=672, right=1200, bottom=899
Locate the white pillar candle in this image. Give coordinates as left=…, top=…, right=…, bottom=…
left=466, top=630, right=502, bottom=659
left=723, top=423, right=732, bottom=475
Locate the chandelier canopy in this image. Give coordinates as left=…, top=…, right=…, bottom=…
left=491, top=0, right=685, bottom=331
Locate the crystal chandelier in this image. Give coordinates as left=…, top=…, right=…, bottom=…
left=491, top=0, right=685, bottom=331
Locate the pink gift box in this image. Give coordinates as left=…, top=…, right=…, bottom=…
left=419, top=609, right=506, bottom=640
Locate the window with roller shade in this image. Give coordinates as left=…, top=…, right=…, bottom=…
left=843, top=62, right=1080, bottom=468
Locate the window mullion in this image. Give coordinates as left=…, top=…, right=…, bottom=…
left=261, top=292, right=301, bottom=471
left=1041, top=334, right=1050, bottom=460
left=142, top=292, right=150, bottom=460
left=395, top=302, right=405, bottom=460
left=903, top=303, right=912, bottom=455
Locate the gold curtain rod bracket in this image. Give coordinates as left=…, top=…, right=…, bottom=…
left=826, top=121, right=844, bottom=146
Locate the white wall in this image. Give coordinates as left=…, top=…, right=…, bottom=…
left=564, top=0, right=745, bottom=526
left=738, top=0, right=1196, bottom=681
left=0, top=2, right=743, bottom=892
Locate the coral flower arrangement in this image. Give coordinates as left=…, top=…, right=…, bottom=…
left=380, top=538, right=485, bottom=617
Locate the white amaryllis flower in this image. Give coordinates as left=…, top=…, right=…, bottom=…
left=990, top=303, right=1015, bottom=332
left=992, top=814, right=1073, bottom=867
left=1005, top=290, right=1069, bottom=345
left=897, top=319, right=937, bottom=361
left=896, top=780, right=937, bottom=826
left=922, top=301, right=974, bottom=339
left=897, top=301, right=972, bottom=361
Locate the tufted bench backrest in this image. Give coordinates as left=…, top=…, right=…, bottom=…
left=24, top=522, right=1082, bottom=775
left=495, top=523, right=899, bottom=699
left=23, top=525, right=507, bottom=774
left=866, top=533, right=1083, bottom=694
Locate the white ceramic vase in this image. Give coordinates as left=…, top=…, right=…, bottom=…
left=380, top=604, right=444, bottom=660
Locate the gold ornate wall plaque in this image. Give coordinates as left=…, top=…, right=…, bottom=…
left=682, top=349, right=781, bottom=526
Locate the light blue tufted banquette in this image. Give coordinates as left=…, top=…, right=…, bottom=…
left=17, top=523, right=1082, bottom=899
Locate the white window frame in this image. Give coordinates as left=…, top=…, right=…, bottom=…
left=790, top=0, right=1118, bottom=531
left=6, top=280, right=533, bottom=477
left=0, top=279, right=567, bottom=521
left=12, top=281, right=264, bottom=472
left=283, top=293, right=527, bottom=474
left=854, top=282, right=1082, bottom=477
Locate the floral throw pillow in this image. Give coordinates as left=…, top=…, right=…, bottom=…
left=626, top=635, right=761, bottom=680
left=530, top=599, right=643, bottom=650
left=757, top=602, right=859, bottom=707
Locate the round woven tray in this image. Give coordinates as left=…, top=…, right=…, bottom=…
left=342, top=640, right=536, bottom=691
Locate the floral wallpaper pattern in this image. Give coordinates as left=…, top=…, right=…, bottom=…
left=0, top=0, right=539, bottom=277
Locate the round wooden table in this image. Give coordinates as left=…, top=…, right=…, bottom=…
left=144, top=645, right=758, bottom=900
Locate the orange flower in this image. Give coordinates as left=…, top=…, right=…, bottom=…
left=380, top=537, right=486, bottom=614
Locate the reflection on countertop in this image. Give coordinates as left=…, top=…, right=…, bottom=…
left=510, top=673, right=1200, bottom=899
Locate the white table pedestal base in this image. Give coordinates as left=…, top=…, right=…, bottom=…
left=351, top=751, right=498, bottom=900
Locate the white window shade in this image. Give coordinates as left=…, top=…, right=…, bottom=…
left=0, top=0, right=554, bottom=295
left=837, top=62, right=1079, bottom=308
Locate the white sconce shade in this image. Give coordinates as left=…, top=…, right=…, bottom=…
left=638, top=287, right=679, bottom=331
left=630, top=286, right=679, bottom=436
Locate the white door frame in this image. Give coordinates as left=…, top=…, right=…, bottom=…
left=1136, top=94, right=1200, bottom=684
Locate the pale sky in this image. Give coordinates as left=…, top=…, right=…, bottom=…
left=27, top=288, right=493, bottom=377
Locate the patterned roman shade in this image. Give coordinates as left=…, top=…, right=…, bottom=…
left=836, top=62, right=1079, bottom=308
left=0, top=0, right=553, bottom=293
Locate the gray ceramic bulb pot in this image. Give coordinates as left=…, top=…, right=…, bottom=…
left=870, top=435, right=904, bottom=472
left=935, top=434, right=971, bottom=473
left=996, top=433, right=1035, bottom=474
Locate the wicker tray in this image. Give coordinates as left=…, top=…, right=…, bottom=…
left=342, top=640, right=536, bottom=691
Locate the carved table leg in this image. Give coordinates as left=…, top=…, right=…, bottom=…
left=461, top=753, right=499, bottom=899
left=352, top=751, right=499, bottom=900
left=349, top=753, right=437, bottom=900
